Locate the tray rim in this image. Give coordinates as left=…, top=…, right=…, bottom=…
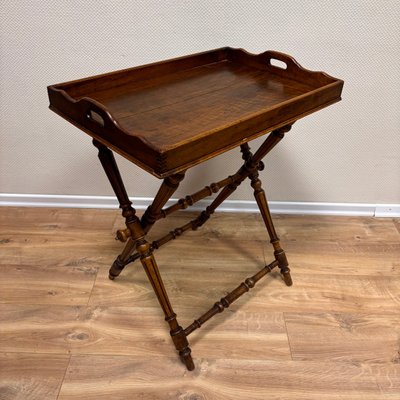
left=48, top=47, right=344, bottom=178
left=48, top=47, right=341, bottom=93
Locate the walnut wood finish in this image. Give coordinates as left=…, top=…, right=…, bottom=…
left=94, top=142, right=186, bottom=277
left=135, top=238, right=194, bottom=371
left=240, top=127, right=293, bottom=286
left=47, top=48, right=343, bottom=371
left=48, top=47, right=343, bottom=178
left=112, top=173, right=186, bottom=275
left=93, top=138, right=194, bottom=368
left=115, top=175, right=239, bottom=243
left=159, top=174, right=238, bottom=219
left=141, top=172, right=186, bottom=231
left=190, top=126, right=290, bottom=230
left=93, top=139, right=137, bottom=279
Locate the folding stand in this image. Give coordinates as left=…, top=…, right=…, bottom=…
left=92, top=124, right=292, bottom=370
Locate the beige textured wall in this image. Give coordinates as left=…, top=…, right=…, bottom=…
left=1, top=1, right=399, bottom=203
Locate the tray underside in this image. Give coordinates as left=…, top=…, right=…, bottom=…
left=48, top=48, right=343, bottom=177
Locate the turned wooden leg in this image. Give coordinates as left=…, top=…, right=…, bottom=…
left=93, top=139, right=138, bottom=279
left=141, top=172, right=185, bottom=233
left=249, top=170, right=292, bottom=286
left=136, top=238, right=194, bottom=370
left=191, top=145, right=258, bottom=229
left=191, top=125, right=292, bottom=229
left=111, top=172, right=186, bottom=276
left=241, top=128, right=293, bottom=287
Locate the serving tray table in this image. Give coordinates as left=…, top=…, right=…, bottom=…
left=48, top=47, right=343, bottom=371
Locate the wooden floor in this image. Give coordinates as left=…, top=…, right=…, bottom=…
left=0, top=206, right=399, bottom=399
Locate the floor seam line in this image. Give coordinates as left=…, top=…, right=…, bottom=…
left=283, top=312, right=294, bottom=361
left=56, top=354, right=71, bottom=400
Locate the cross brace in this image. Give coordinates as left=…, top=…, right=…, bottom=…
left=93, top=124, right=293, bottom=371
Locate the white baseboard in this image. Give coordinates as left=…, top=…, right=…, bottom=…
left=374, top=204, right=400, bottom=218
left=0, top=193, right=399, bottom=217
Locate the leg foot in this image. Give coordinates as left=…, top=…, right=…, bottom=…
left=274, top=247, right=293, bottom=286
left=108, top=256, right=126, bottom=280
left=169, top=320, right=194, bottom=370
left=180, top=347, right=195, bottom=371
left=281, top=270, right=293, bottom=286
left=108, top=237, right=138, bottom=280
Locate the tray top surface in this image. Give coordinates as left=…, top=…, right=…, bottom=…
left=79, top=60, right=314, bottom=150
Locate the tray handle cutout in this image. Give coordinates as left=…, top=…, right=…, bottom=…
left=264, top=51, right=298, bottom=73
left=270, top=58, right=287, bottom=70
left=48, top=86, right=135, bottom=138
left=87, top=109, right=105, bottom=127
left=76, top=97, right=122, bottom=132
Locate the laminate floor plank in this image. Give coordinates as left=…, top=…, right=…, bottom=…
left=167, top=212, right=400, bottom=243
left=391, top=218, right=400, bottom=235
left=284, top=313, right=400, bottom=363
left=88, top=241, right=400, bottom=313
left=281, top=240, right=400, bottom=276
left=88, top=238, right=266, bottom=308
left=244, top=272, right=400, bottom=313
left=368, top=362, right=400, bottom=398
left=0, top=207, right=118, bottom=232
left=91, top=271, right=400, bottom=313
left=0, top=304, right=290, bottom=361
left=274, top=215, right=400, bottom=244
left=57, top=355, right=385, bottom=400
left=0, top=263, right=97, bottom=305
left=0, top=353, right=70, bottom=400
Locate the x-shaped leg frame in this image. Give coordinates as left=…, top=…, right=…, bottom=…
left=93, top=124, right=293, bottom=371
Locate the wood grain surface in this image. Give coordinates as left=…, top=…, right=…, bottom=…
left=48, top=48, right=343, bottom=177
left=0, top=207, right=399, bottom=399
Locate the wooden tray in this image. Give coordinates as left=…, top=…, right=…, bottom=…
left=48, top=47, right=343, bottom=178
